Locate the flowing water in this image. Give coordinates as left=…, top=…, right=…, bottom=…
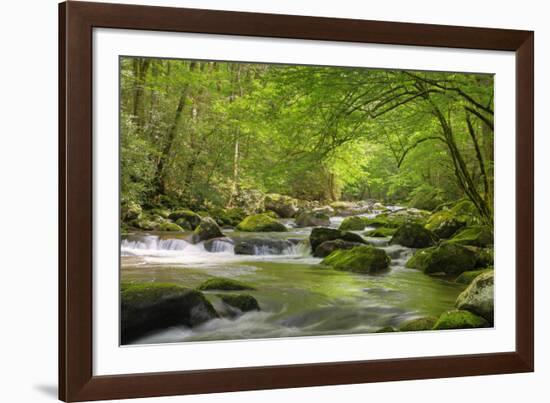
left=121, top=212, right=466, bottom=344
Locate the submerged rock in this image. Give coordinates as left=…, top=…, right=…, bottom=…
left=309, top=227, right=366, bottom=251
left=219, top=294, right=260, bottom=312
left=313, top=239, right=364, bottom=258
left=168, top=209, right=201, bottom=230
left=236, top=213, right=287, bottom=232
left=234, top=238, right=293, bottom=255
left=398, top=316, right=438, bottom=332
left=295, top=211, right=331, bottom=227
left=433, top=309, right=489, bottom=330
left=197, top=277, right=256, bottom=291
left=406, top=242, right=477, bottom=275
left=264, top=193, right=298, bottom=218
left=121, top=283, right=218, bottom=343
left=193, top=217, right=224, bottom=242
left=456, top=270, right=494, bottom=323
left=321, top=245, right=390, bottom=274
left=390, top=223, right=438, bottom=248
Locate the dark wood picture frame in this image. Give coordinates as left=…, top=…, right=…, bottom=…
left=59, top=1, right=534, bottom=401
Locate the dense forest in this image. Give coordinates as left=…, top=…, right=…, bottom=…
left=120, top=57, right=495, bottom=344
left=120, top=57, right=494, bottom=224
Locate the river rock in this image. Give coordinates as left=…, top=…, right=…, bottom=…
left=264, top=193, right=298, bottom=218
left=219, top=294, right=260, bottom=312
left=234, top=238, right=293, bottom=255
left=203, top=237, right=234, bottom=252
left=398, top=316, right=438, bottom=331
left=168, top=209, right=202, bottom=230
left=449, top=225, right=493, bottom=247
left=236, top=213, right=287, bottom=232
left=198, top=277, right=255, bottom=291
left=295, top=211, right=331, bottom=227
left=390, top=223, right=438, bottom=248
left=455, top=268, right=493, bottom=285
left=425, top=210, right=465, bottom=239
left=157, top=222, right=184, bottom=232
left=364, top=227, right=397, bottom=238
left=406, top=242, right=477, bottom=275
left=433, top=309, right=489, bottom=330
left=313, top=239, right=364, bottom=258
left=312, top=205, right=335, bottom=216
left=309, top=227, right=366, bottom=251
left=456, top=270, right=494, bottom=323
left=121, top=283, right=218, bottom=343
left=322, top=245, right=390, bottom=274
left=338, top=216, right=367, bottom=231
left=122, top=201, right=142, bottom=221
left=193, top=217, right=224, bottom=242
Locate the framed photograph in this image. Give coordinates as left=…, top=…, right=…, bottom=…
left=59, top=1, right=534, bottom=401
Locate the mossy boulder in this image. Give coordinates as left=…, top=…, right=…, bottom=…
left=449, top=225, right=493, bottom=247
left=433, top=310, right=489, bottom=330
left=219, top=294, right=260, bottom=312
left=338, top=216, right=367, bottom=231
left=197, top=277, right=255, bottom=291
left=455, top=268, right=493, bottom=285
left=264, top=193, right=298, bottom=218
left=425, top=210, right=465, bottom=239
left=309, top=227, right=366, bottom=251
left=390, top=223, right=438, bottom=248
left=208, top=207, right=247, bottom=227
left=157, top=222, right=184, bottom=232
left=313, top=239, right=364, bottom=258
left=406, top=242, right=477, bottom=275
left=168, top=209, right=201, bottom=230
left=234, top=238, right=293, bottom=255
left=364, top=227, right=397, bottom=238
left=131, top=217, right=158, bottom=231
left=236, top=213, right=287, bottom=232
left=322, top=245, right=390, bottom=274
left=295, top=211, right=331, bottom=227
left=408, top=185, right=445, bottom=211
left=122, top=201, right=142, bottom=221
left=150, top=207, right=171, bottom=219
left=121, top=283, right=218, bottom=343
left=398, top=316, right=438, bottom=332
left=456, top=270, right=494, bottom=323
left=193, top=217, right=224, bottom=242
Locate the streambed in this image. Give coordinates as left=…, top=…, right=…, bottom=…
left=121, top=213, right=465, bottom=344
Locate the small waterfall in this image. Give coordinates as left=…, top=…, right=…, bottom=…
left=209, top=239, right=235, bottom=253
left=121, top=235, right=201, bottom=256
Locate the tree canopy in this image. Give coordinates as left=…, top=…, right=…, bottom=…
left=120, top=57, right=494, bottom=223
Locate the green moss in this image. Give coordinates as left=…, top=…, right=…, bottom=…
left=236, top=213, right=287, bottom=232
left=425, top=210, right=465, bottom=239
left=406, top=242, right=477, bottom=275
left=208, top=207, right=247, bottom=227
left=390, top=223, right=437, bottom=248
left=198, top=277, right=256, bottom=291
left=456, top=270, right=494, bottom=324
left=157, top=222, right=184, bottom=232
left=449, top=225, right=493, bottom=247
left=364, top=227, right=397, bottom=238
left=309, top=227, right=366, bottom=251
left=455, top=268, right=493, bottom=284
left=339, top=216, right=367, bottom=231
left=193, top=217, right=224, bottom=242
left=408, top=185, right=444, bottom=211
left=398, top=316, right=438, bottom=332
left=168, top=209, right=201, bottom=229
left=121, top=282, right=218, bottom=343
left=322, top=245, right=390, bottom=274
left=149, top=207, right=171, bottom=219
left=433, top=310, right=489, bottom=330
left=218, top=294, right=260, bottom=312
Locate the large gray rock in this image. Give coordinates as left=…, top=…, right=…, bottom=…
left=264, top=193, right=298, bottom=218
left=121, top=283, right=217, bottom=344
left=193, top=217, right=223, bottom=242
left=456, top=270, right=494, bottom=324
